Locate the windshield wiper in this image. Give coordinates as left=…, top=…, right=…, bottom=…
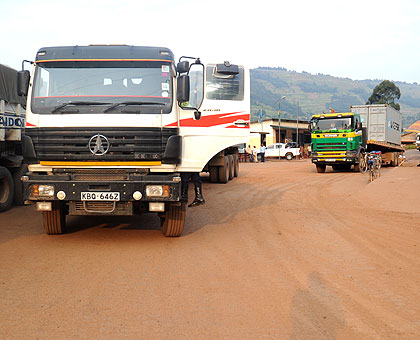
left=51, top=101, right=111, bottom=113
left=103, top=101, right=165, bottom=113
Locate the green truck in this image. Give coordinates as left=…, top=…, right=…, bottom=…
left=310, top=104, right=404, bottom=173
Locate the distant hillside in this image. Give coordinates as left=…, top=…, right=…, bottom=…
left=250, top=67, right=420, bottom=129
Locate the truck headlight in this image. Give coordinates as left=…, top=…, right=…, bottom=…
left=348, top=137, right=353, bottom=141
left=39, top=185, right=55, bottom=197
left=30, top=184, right=55, bottom=198
left=146, top=185, right=169, bottom=197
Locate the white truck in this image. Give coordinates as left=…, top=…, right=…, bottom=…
left=265, top=143, right=300, bottom=160
left=0, top=64, right=27, bottom=211
left=18, top=45, right=250, bottom=236
left=416, top=133, right=420, bottom=151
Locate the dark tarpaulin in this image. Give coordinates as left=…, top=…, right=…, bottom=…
left=0, top=63, right=26, bottom=106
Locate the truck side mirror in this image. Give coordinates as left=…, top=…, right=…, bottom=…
left=177, top=75, right=190, bottom=103
left=176, top=61, right=190, bottom=74
left=17, top=70, right=30, bottom=96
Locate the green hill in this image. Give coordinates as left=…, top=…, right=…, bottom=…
left=250, top=67, right=420, bottom=129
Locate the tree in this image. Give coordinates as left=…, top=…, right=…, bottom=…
left=366, top=80, right=401, bottom=110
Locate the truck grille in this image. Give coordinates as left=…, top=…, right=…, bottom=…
left=26, top=127, right=178, bottom=162
left=70, top=201, right=133, bottom=215
left=315, top=142, right=347, bottom=151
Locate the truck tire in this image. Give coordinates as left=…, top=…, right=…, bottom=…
left=285, top=152, right=293, bottom=161
left=227, top=155, right=234, bottom=180
left=316, top=164, right=326, bottom=173
left=13, top=164, right=28, bottom=205
left=209, top=166, right=219, bottom=183
left=233, top=154, right=239, bottom=177
left=43, top=202, right=66, bottom=234
left=161, top=203, right=185, bottom=237
left=218, top=156, right=229, bottom=183
left=0, top=167, right=14, bottom=212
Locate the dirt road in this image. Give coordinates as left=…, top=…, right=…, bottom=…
left=1, top=158, right=419, bottom=339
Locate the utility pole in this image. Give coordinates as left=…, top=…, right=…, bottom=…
left=278, top=96, right=286, bottom=160
left=296, top=100, right=299, bottom=146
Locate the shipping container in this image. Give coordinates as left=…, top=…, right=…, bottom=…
left=350, top=104, right=401, bottom=146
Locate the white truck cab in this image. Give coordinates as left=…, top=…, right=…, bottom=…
left=18, top=45, right=250, bottom=236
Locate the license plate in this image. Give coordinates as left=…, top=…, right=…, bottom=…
left=81, top=192, right=120, bottom=201
left=325, top=158, right=336, bottom=162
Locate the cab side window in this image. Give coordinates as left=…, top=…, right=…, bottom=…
left=205, top=65, right=244, bottom=101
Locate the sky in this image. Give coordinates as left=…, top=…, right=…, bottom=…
left=2, top=0, right=420, bottom=83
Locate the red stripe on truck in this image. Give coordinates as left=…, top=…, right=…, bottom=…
left=165, top=112, right=249, bottom=128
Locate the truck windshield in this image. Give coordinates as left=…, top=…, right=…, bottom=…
left=312, top=117, right=352, bottom=132
left=31, top=60, right=172, bottom=114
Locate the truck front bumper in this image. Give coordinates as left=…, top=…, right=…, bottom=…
left=311, top=151, right=358, bottom=164
left=23, top=170, right=181, bottom=215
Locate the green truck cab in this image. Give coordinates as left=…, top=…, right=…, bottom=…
left=310, top=112, right=363, bottom=173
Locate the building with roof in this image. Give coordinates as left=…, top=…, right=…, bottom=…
left=249, top=118, right=310, bottom=148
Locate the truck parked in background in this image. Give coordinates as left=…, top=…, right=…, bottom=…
left=18, top=45, right=249, bottom=236
left=0, top=64, right=26, bottom=211
left=416, top=133, right=420, bottom=151
left=310, top=104, right=403, bottom=173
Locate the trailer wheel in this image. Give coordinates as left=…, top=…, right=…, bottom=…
left=285, top=152, right=293, bottom=161
left=233, top=154, right=239, bottom=177
left=43, top=202, right=66, bottom=234
left=227, top=155, right=234, bottom=180
left=218, top=156, right=229, bottom=183
left=316, top=164, right=326, bottom=173
left=0, top=166, right=14, bottom=212
left=161, top=203, right=185, bottom=237
left=209, top=166, right=219, bottom=183
left=12, top=164, right=28, bottom=205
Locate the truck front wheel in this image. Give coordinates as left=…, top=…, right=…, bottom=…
left=316, top=164, right=326, bottom=173
left=285, top=152, right=293, bottom=161
left=161, top=203, right=185, bottom=237
left=43, top=202, right=66, bottom=234
left=0, top=166, right=14, bottom=212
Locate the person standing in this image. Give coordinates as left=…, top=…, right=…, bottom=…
left=252, top=146, right=258, bottom=163
left=181, top=172, right=205, bottom=207
left=260, top=143, right=266, bottom=162
left=299, top=144, right=304, bottom=159
left=246, top=144, right=253, bottom=162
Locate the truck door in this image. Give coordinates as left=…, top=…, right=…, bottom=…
left=177, top=63, right=250, bottom=171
